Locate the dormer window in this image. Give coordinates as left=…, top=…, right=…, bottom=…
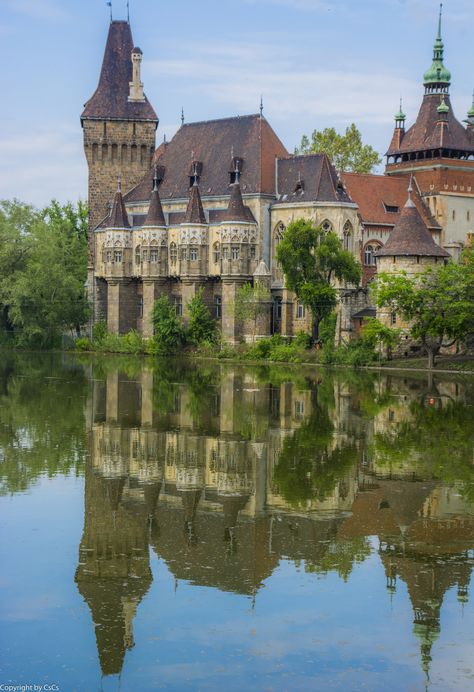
left=384, top=203, right=400, bottom=213
left=294, top=179, right=305, bottom=194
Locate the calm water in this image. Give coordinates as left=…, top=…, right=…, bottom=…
left=1, top=354, right=474, bottom=692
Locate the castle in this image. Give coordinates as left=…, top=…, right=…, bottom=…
left=81, top=9, right=474, bottom=343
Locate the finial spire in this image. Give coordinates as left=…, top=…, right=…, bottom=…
left=181, top=107, right=185, bottom=126
left=260, top=95, right=264, bottom=118
left=437, top=3, right=443, bottom=40
left=117, top=176, right=121, bottom=193
left=406, top=175, right=415, bottom=207
left=127, top=0, right=130, bottom=22
left=106, top=1, right=112, bottom=22
left=153, top=165, right=159, bottom=192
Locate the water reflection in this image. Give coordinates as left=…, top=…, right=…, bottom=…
left=1, top=355, right=474, bottom=687
left=71, top=360, right=474, bottom=682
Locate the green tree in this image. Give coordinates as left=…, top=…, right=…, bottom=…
left=295, top=124, right=381, bottom=173
left=187, top=289, right=217, bottom=345
left=234, top=282, right=271, bottom=343
left=151, top=295, right=184, bottom=354
left=0, top=199, right=89, bottom=347
left=276, top=219, right=361, bottom=342
left=361, top=318, right=401, bottom=360
left=375, top=257, right=474, bottom=368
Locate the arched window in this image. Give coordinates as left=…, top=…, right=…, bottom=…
left=213, top=242, right=220, bottom=263
left=135, top=245, right=141, bottom=265
left=190, top=247, right=198, bottom=261
left=364, top=244, right=377, bottom=266
left=180, top=246, right=187, bottom=261
left=150, top=244, right=159, bottom=262
left=113, top=248, right=123, bottom=263
left=321, top=219, right=333, bottom=233
left=231, top=246, right=240, bottom=260
left=274, top=222, right=285, bottom=248
left=170, top=243, right=177, bottom=264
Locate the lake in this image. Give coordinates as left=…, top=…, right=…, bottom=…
left=0, top=353, right=473, bottom=691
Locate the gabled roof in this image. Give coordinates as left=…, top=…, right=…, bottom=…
left=341, top=173, right=440, bottom=230
left=125, top=114, right=288, bottom=202
left=274, top=154, right=352, bottom=204
left=81, top=21, right=157, bottom=122
left=184, top=182, right=206, bottom=225
left=386, top=94, right=474, bottom=156
left=375, top=197, right=450, bottom=258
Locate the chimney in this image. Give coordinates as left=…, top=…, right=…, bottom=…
left=128, top=46, right=145, bottom=102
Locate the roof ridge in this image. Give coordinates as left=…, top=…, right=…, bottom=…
left=181, top=113, right=261, bottom=128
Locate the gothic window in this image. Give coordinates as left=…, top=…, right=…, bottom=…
left=113, top=249, right=123, bottom=263
left=343, top=221, right=353, bottom=251
left=274, top=222, right=285, bottom=248
left=135, top=246, right=141, bottom=265
left=231, top=246, right=240, bottom=260
left=106, top=250, right=112, bottom=263
left=180, top=247, right=187, bottom=261
left=222, top=247, right=229, bottom=260
left=150, top=247, right=159, bottom=262
left=213, top=242, right=220, bottom=264
left=250, top=245, right=256, bottom=259
left=364, top=244, right=378, bottom=266
left=138, top=297, right=143, bottom=318
left=296, top=302, right=305, bottom=319
left=190, top=247, right=198, bottom=261
left=321, top=219, right=333, bottom=233
left=274, top=298, right=282, bottom=320
left=215, top=295, right=222, bottom=319
left=170, top=242, right=177, bottom=264
left=142, top=249, right=148, bottom=262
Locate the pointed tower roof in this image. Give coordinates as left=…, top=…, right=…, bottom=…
left=81, top=21, right=157, bottom=122
left=184, top=179, right=206, bottom=225
left=375, top=182, right=449, bottom=258
left=143, top=170, right=166, bottom=227
left=222, top=171, right=251, bottom=222
left=108, top=179, right=131, bottom=229
left=423, top=5, right=451, bottom=89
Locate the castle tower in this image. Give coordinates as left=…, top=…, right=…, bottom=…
left=81, top=19, right=158, bottom=304
left=384, top=6, right=474, bottom=249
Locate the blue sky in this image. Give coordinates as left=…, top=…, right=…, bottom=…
left=1, top=0, right=473, bottom=207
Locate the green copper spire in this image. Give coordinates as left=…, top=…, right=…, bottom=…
left=437, top=96, right=449, bottom=114
left=395, top=97, right=406, bottom=128
left=423, top=3, right=451, bottom=92
left=468, top=91, right=474, bottom=118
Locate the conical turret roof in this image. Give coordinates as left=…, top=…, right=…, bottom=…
left=143, top=175, right=166, bottom=227
left=222, top=178, right=250, bottom=222
left=375, top=187, right=450, bottom=259
left=184, top=180, right=206, bottom=225
left=108, top=180, right=130, bottom=229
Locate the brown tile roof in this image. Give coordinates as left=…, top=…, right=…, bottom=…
left=341, top=172, right=440, bottom=230
left=125, top=114, right=288, bottom=202
left=143, top=185, right=165, bottom=227
left=375, top=198, right=450, bottom=258
left=184, top=182, right=206, bottom=224
left=221, top=180, right=253, bottom=222
left=81, top=21, right=158, bottom=122
left=108, top=187, right=130, bottom=229
left=275, top=154, right=352, bottom=204
left=386, top=94, right=474, bottom=156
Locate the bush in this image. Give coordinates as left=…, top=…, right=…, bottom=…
left=92, top=320, right=108, bottom=343
left=75, top=337, right=92, bottom=351
left=152, top=296, right=184, bottom=354
left=293, top=330, right=312, bottom=349
left=187, top=290, right=217, bottom=345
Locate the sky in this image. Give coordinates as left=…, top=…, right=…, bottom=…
left=0, top=0, right=473, bottom=207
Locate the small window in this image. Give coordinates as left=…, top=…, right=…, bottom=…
left=364, top=244, right=376, bottom=266
left=106, top=250, right=112, bottom=263
left=113, top=249, right=122, bottom=263
left=391, top=312, right=397, bottom=325
left=213, top=242, right=220, bottom=263
left=222, top=247, right=229, bottom=260
left=135, top=246, right=141, bottom=265
left=170, top=242, right=177, bottom=264
left=173, top=296, right=182, bottom=316
left=296, top=303, right=305, bottom=319
left=250, top=245, right=256, bottom=259
left=231, top=246, right=240, bottom=260
left=150, top=247, right=159, bottom=262
left=294, top=400, right=305, bottom=419
left=452, top=210, right=456, bottom=221
left=274, top=298, right=282, bottom=320
left=180, top=247, right=187, bottom=261
left=321, top=220, right=333, bottom=233
left=215, top=295, right=222, bottom=319
left=142, top=249, right=148, bottom=262
left=384, top=203, right=399, bottom=213
left=190, top=247, right=198, bottom=261
left=467, top=210, right=471, bottom=222
left=138, top=297, right=143, bottom=318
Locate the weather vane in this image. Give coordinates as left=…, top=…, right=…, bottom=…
left=106, top=1, right=112, bottom=22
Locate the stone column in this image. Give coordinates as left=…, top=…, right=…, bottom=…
left=221, top=279, right=245, bottom=344
left=280, top=288, right=294, bottom=338
left=107, top=281, right=120, bottom=334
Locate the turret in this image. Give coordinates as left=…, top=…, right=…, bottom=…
left=423, top=4, right=451, bottom=96
left=128, top=47, right=145, bottom=102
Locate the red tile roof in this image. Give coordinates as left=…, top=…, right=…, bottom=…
left=341, top=172, right=440, bottom=230
left=386, top=94, right=474, bottom=156
left=81, top=21, right=157, bottom=122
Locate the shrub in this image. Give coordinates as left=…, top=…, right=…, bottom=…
left=152, top=296, right=184, bottom=354
left=92, top=320, right=108, bottom=344
left=187, top=290, right=217, bottom=345
left=75, top=337, right=92, bottom=351
left=293, top=330, right=312, bottom=349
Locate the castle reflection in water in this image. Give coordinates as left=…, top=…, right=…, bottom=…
left=75, top=362, right=474, bottom=679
